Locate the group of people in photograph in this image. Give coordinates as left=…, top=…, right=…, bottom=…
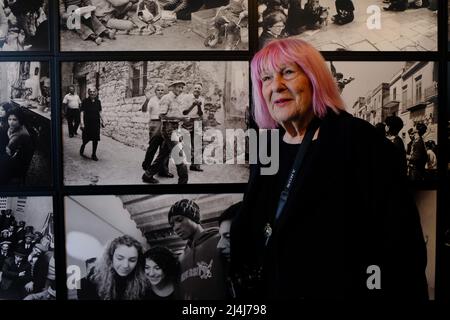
left=60, top=0, right=146, bottom=45
left=0, top=0, right=49, bottom=51
left=63, top=78, right=223, bottom=184
left=258, top=0, right=355, bottom=47
left=382, top=0, right=436, bottom=12
left=378, top=116, right=437, bottom=181
left=0, top=209, right=55, bottom=300
left=59, top=0, right=248, bottom=49
left=258, top=0, right=437, bottom=48
left=140, top=80, right=207, bottom=185
left=76, top=199, right=240, bottom=300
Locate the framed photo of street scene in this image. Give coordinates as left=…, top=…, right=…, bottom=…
left=60, top=60, right=250, bottom=185
left=258, top=0, right=438, bottom=51
left=58, top=0, right=249, bottom=51
left=329, top=60, right=438, bottom=181
left=0, top=60, right=52, bottom=187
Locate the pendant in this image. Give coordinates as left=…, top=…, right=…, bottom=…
left=264, top=223, right=272, bottom=246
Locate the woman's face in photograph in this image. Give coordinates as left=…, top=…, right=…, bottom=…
left=261, top=62, right=313, bottom=125
left=8, top=114, right=19, bottom=129
left=145, top=258, right=165, bottom=286
left=88, top=89, right=97, bottom=99
left=0, top=107, right=6, bottom=118
left=268, top=21, right=284, bottom=36
left=112, top=245, right=139, bottom=277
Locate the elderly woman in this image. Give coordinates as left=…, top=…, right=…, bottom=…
left=230, top=39, right=428, bottom=299
left=78, top=235, right=149, bottom=300
left=144, top=246, right=179, bottom=300
left=80, top=88, right=104, bottom=161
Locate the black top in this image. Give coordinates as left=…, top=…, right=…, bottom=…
left=274, top=138, right=317, bottom=223
left=78, top=271, right=141, bottom=300
left=336, top=0, right=355, bottom=11
left=0, top=122, right=8, bottom=157
left=231, top=111, right=428, bottom=299
left=81, top=98, right=102, bottom=141
left=145, top=287, right=176, bottom=300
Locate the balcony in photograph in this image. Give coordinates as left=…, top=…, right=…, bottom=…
left=424, top=84, right=438, bottom=102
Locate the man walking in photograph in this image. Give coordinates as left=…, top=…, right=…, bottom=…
left=63, top=85, right=82, bottom=138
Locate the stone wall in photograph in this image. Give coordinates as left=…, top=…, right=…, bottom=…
left=73, top=61, right=220, bottom=150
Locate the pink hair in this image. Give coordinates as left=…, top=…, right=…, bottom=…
left=251, top=38, right=345, bottom=129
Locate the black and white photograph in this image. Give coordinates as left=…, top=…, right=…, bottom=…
left=258, top=0, right=438, bottom=51
left=0, top=196, right=55, bottom=300
left=0, top=61, right=52, bottom=186
left=330, top=61, right=438, bottom=181
left=61, top=61, right=250, bottom=185
left=65, top=194, right=243, bottom=300
left=59, top=0, right=248, bottom=51
left=0, top=0, right=50, bottom=51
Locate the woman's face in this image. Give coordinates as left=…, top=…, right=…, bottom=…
left=261, top=62, right=313, bottom=125
left=0, top=107, right=6, bottom=118
left=145, top=258, right=165, bottom=286
left=268, top=21, right=285, bottom=36
left=8, top=114, right=19, bottom=129
left=88, top=89, right=97, bottom=99
left=112, top=245, right=139, bottom=277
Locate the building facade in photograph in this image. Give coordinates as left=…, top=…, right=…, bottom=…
left=350, top=61, right=438, bottom=146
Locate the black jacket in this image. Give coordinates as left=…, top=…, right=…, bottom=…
left=230, top=111, right=428, bottom=299
left=1, top=257, right=32, bottom=292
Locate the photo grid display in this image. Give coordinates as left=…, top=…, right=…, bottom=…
left=0, top=0, right=447, bottom=303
